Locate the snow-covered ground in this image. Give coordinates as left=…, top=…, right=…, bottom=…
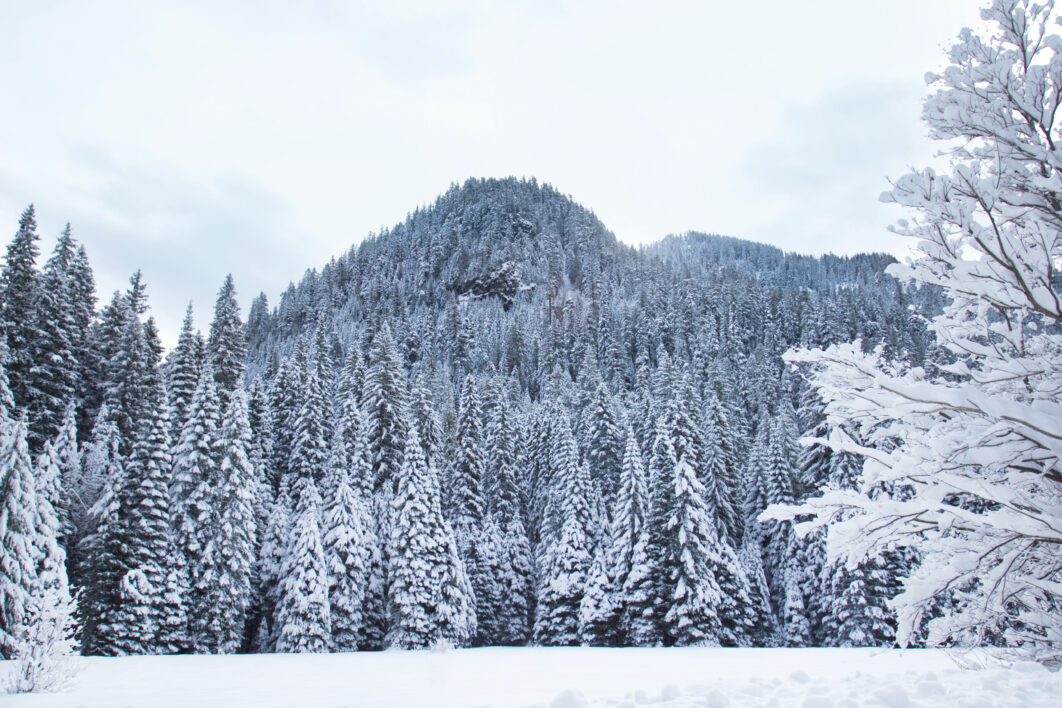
left=2, top=647, right=1059, bottom=708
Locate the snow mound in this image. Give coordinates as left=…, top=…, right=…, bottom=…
left=551, top=689, right=588, bottom=708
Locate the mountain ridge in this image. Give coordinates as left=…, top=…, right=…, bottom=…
left=245, top=176, right=916, bottom=380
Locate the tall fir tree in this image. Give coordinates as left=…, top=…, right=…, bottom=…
left=28, top=225, right=81, bottom=446
left=207, top=274, right=246, bottom=402
left=583, top=384, right=624, bottom=503
left=361, top=322, right=408, bottom=492
left=0, top=206, right=42, bottom=422
left=451, top=375, right=486, bottom=526
left=701, top=392, right=742, bottom=545
left=534, top=418, right=593, bottom=646
left=274, top=477, right=331, bottom=653
left=103, top=395, right=184, bottom=654
left=253, top=490, right=290, bottom=652
left=170, top=366, right=221, bottom=651
left=386, top=425, right=475, bottom=649
left=51, top=404, right=80, bottom=551
left=609, top=425, right=648, bottom=642
left=322, top=421, right=372, bottom=651
left=288, top=336, right=329, bottom=490
left=166, top=303, right=202, bottom=432
left=201, top=387, right=257, bottom=654
left=0, top=412, right=40, bottom=658
left=76, top=413, right=124, bottom=656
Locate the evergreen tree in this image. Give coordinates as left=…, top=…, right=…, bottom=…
left=104, top=397, right=183, bottom=654
left=386, top=425, right=475, bottom=649
left=0, top=415, right=40, bottom=659
left=361, top=322, right=408, bottom=492
left=274, top=477, right=331, bottom=653
left=201, top=387, right=257, bottom=653
left=660, top=455, right=724, bottom=646
left=268, top=353, right=301, bottom=492
left=166, top=303, right=202, bottom=431
left=76, top=413, right=124, bottom=655
left=609, top=425, right=648, bottom=642
left=737, top=538, right=776, bottom=646
left=579, top=527, right=618, bottom=645
left=51, top=404, right=80, bottom=551
left=322, top=431, right=372, bottom=651
left=207, top=274, right=246, bottom=401
left=19, top=434, right=77, bottom=681
left=450, top=375, right=485, bottom=526
left=408, top=373, right=443, bottom=464
left=701, top=392, right=742, bottom=545
left=0, top=206, right=42, bottom=419
left=288, top=336, right=329, bottom=489
left=467, top=517, right=506, bottom=646
left=494, top=513, right=533, bottom=645
left=253, top=490, right=289, bottom=652
left=67, top=245, right=97, bottom=371
left=28, top=226, right=80, bottom=446
left=583, top=384, right=624, bottom=503
left=534, top=419, right=593, bottom=646
left=170, top=366, right=221, bottom=650
left=743, top=412, right=796, bottom=614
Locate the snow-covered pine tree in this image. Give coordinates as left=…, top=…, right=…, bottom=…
left=104, top=394, right=182, bottom=654
left=268, top=352, right=302, bottom=491
left=274, top=476, right=331, bottom=653
left=362, top=322, right=408, bottom=492
left=467, top=517, right=506, bottom=646
left=99, top=281, right=162, bottom=452
left=166, top=304, right=202, bottom=432
left=75, top=412, right=124, bottom=656
left=659, top=453, right=723, bottom=646
left=579, top=521, right=618, bottom=646
left=288, top=335, right=329, bottom=489
left=170, top=366, right=221, bottom=651
left=485, top=399, right=533, bottom=645
left=28, top=227, right=80, bottom=447
left=67, top=243, right=96, bottom=357
left=207, top=274, right=246, bottom=402
left=243, top=376, right=276, bottom=650
left=606, top=425, right=648, bottom=641
left=9, top=414, right=77, bottom=687
left=450, top=375, right=485, bottom=526
left=51, top=404, right=80, bottom=552
left=0, top=206, right=42, bottom=424
left=253, top=489, right=290, bottom=652
left=200, top=386, right=257, bottom=654
left=407, top=373, right=443, bottom=463
left=322, top=420, right=372, bottom=651
left=0, top=413, right=41, bottom=659
left=737, top=536, right=776, bottom=646
left=624, top=418, right=682, bottom=644
left=743, top=411, right=796, bottom=616
left=335, top=343, right=365, bottom=417
left=534, top=418, right=593, bottom=646
left=583, top=384, right=624, bottom=504
left=387, top=424, right=475, bottom=649
left=701, top=391, right=742, bottom=545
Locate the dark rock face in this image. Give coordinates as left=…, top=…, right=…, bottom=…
left=449, top=261, right=531, bottom=311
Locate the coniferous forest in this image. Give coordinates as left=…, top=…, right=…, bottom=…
left=0, top=177, right=941, bottom=657
left=4, top=3, right=1062, bottom=704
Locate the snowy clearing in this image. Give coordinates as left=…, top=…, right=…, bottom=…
left=2, top=647, right=1059, bottom=708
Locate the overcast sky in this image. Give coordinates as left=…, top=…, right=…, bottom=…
left=0, top=0, right=985, bottom=347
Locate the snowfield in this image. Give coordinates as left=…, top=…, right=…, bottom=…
left=2, top=647, right=1059, bottom=708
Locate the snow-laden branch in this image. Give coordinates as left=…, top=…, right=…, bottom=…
left=767, top=0, right=1062, bottom=662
